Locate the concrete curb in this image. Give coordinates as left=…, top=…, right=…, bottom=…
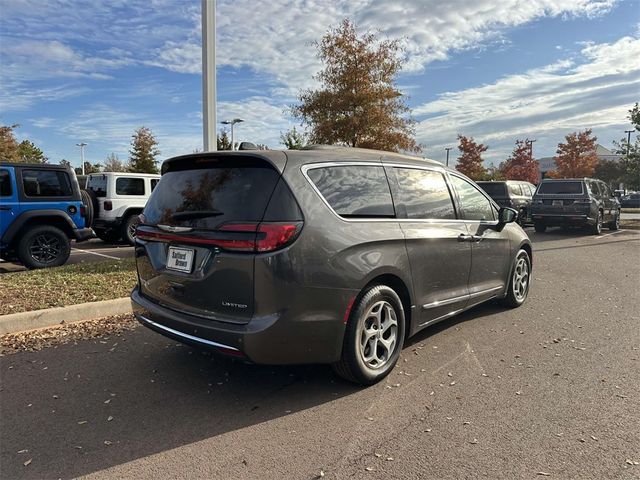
left=0, top=297, right=132, bottom=335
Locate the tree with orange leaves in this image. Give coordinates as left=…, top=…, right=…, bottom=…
left=550, top=129, right=598, bottom=178
left=455, top=135, right=488, bottom=180
left=500, top=139, right=540, bottom=183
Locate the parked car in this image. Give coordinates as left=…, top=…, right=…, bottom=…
left=85, top=172, right=160, bottom=245
left=620, top=193, right=640, bottom=208
left=131, top=147, right=532, bottom=385
left=531, top=178, right=620, bottom=234
left=477, top=180, right=536, bottom=226
left=0, top=163, right=93, bottom=268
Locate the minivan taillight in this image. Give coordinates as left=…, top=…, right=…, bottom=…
left=136, top=222, right=302, bottom=253
left=219, top=222, right=302, bottom=252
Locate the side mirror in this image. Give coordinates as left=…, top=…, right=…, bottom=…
left=498, top=207, right=518, bottom=225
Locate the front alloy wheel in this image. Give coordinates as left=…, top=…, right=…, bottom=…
left=501, top=249, right=531, bottom=308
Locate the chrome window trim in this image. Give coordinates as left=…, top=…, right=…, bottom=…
left=301, top=161, right=473, bottom=224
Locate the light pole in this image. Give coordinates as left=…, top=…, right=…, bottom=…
left=221, top=118, right=244, bottom=150
left=625, top=130, right=634, bottom=156
left=525, top=139, right=537, bottom=158
left=76, top=142, right=87, bottom=175
left=444, top=147, right=452, bottom=167
left=202, top=0, right=217, bottom=152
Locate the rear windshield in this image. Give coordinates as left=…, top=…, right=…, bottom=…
left=478, top=183, right=506, bottom=196
left=87, top=175, right=107, bottom=198
left=537, top=181, right=584, bottom=195
left=143, top=164, right=280, bottom=229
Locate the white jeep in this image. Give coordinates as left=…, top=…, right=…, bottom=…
left=85, top=172, right=160, bottom=245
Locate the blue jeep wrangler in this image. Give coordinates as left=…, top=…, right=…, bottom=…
left=0, top=163, right=94, bottom=269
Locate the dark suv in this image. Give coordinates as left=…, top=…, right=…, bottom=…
left=531, top=178, right=620, bottom=234
left=477, top=180, right=535, bottom=225
left=131, top=147, right=532, bottom=384
left=0, top=163, right=93, bottom=268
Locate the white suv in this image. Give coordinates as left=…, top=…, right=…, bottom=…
left=85, top=172, right=160, bottom=244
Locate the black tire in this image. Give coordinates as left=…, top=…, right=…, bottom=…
left=122, top=214, right=139, bottom=245
left=80, top=189, right=94, bottom=228
left=591, top=211, right=603, bottom=235
left=333, top=285, right=405, bottom=385
left=17, top=225, right=70, bottom=269
left=95, top=229, right=121, bottom=243
left=608, top=210, right=620, bottom=231
left=534, top=222, right=546, bottom=233
left=500, top=249, right=531, bottom=308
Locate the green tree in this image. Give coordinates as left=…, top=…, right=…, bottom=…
left=74, top=162, right=101, bottom=175
left=217, top=129, right=232, bottom=151
left=292, top=19, right=419, bottom=153
left=18, top=140, right=48, bottom=163
left=280, top=127, right=307, bottom=150
left=129, top=127, right=160, bottom=173
left=59, top=159, right=72, bottom=169
left=103, top=153, right=129, bottom=172
left=612, top=103, right=640, bottom=190
left=0, top=124, right=21, bottom=162
left=455, top=135, right=488, bottom=180
left=594, top=159, right=626, bottom=190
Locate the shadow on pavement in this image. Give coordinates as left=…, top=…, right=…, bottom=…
left=0, top=330, right=359, bottom=479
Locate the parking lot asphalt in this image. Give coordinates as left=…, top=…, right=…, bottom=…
left=0, top=239, right=134, bottom=273
left=1, top=228, right=639, bottom=479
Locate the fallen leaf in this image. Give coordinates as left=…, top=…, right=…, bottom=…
left=17, top=449, right=28, bottom=454
left=374, top=453, right=382, bottom=458
left=536, top=472, right=552, bottom=476
left=107, top=416, right=114, bottom=422
left=386, top=457, right=394, bottom=461
left=23, top=459, right=32, bottom=467
left=104, top=440, right=112, bottom=446
left=365, top=467, right=374, bottom=472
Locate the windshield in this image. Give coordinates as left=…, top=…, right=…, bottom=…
left=143, top=165, right=280, bottom=230
left=537, top=181, right=584, bottom=195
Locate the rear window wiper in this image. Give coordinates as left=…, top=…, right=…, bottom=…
left=171, top=210, right=224, bottom=220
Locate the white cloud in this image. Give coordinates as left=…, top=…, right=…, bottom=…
left=412, top=35, right=640, bottom=163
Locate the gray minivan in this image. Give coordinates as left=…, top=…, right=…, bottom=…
left=131, top=147, right=532, bottom=384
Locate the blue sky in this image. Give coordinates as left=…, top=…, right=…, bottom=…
left=1, top=0, right=638, bottom=171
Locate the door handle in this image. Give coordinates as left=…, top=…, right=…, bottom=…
left=457, top=234, right=473, bottom=242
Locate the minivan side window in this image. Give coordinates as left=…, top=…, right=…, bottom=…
left=116, top=177, right=145, bottom=195
left=307, top=165, right=395, bottom=218
left=22, top=170, right=72, bottom=197
left=393, top=168, right=455, bottom=220
left=449, top=175, right=495, bottom=221
left=0, top=170, right=11, bottom=196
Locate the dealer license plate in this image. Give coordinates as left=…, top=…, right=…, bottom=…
left=166, top=247, right=194, bottom=273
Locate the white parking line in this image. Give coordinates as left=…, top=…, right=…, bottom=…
left=71, top=247, right=122, bottom=260
left=594, top=229, right=627, bottom=240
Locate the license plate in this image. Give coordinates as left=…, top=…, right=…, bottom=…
left=552, top=200, right=563, bottom=206
left=166, top=247, right=194, bottom=273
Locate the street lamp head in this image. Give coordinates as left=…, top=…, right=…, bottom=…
left=76, top=142, right=87, bottom=147
left=233, top=118, right=244, bottom=124
left=222, top=119, right=244, bottom=126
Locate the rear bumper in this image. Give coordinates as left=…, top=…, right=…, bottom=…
left=73, top=227, right=95, bottom=242
left=531, top=214, right=593, bottom=226
left=92, top=218, right=122, bottom=230
left=131, top=286, right=347, bottom=365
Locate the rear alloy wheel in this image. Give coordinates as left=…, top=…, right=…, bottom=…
left=501, top=249, right=531, bottom=308
left=608, top=211, right=620, bottom=231
left=333, top=285, right=405, bottom=385
left=122, top=214, right=139, bottom=245
left=17, top=225, right=70, bottom=269
left=591, top=211, right=603, bottom=235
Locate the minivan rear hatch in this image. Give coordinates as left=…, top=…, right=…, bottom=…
left=135, top=153, right=301, bottom=324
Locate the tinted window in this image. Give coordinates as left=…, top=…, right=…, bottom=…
left=22, top=170, right=72, bottom=197
left=0, top=170, right=11, bottom=196
left=393, top=168, right=455, bottom=219
left=508, top=184, right=522, bottom=196
left=537, top=181, right=584, bottom=195
left=307, top=166, right=394, bottom=218
left=450, top=175, right=495, bottom=221
left=143, top=165, right=280, bottom=229
left=151, top=179, right=160, bottom=191
left=87, top=175, right=107, bottom=197
left=478, top=183, right=506, bottom=196
left=116, top=177, right=145, bottom=195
